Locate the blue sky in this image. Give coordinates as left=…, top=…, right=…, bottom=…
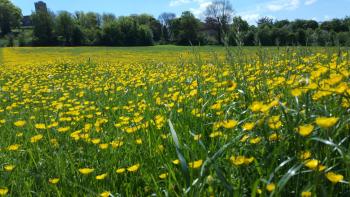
left=11, top=0, right=350, bottom=24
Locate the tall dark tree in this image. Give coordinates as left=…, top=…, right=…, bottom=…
left=31, top=10, right=56, bottom=45
left=131, top=14, right=161, bottom=42
left=172, top=11, right=200, bottom=45
left=230, top=16, right=249, bottom=45
left=158, top=12, right=176, bottom=41
left=102, top=13, right=116, bottom=25
left=257, top=17, right=273, bottom=28
left=271, top=27, right=289, bottom=46
left=256, top=26, right=273, bottom=46
left=55, top=11, right=75, bottom=45
left=74, top=12, right=101, bottom=45
left=274, top=20, right=290, bottom=28
left=292, top=19, right=318, bottom=30
left=101, top=20, right=121, bottom=45
left=101, top=16, right=154, bottom=46
left=0, top=0, right=22, bottom=36
left=204, top=0, right=234, bottom=44
left=321, top=19, right=348, bottom=32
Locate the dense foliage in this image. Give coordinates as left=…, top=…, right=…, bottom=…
left=0, top=0, right=22, bottom=36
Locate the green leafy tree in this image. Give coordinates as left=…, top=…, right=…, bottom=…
left=31, top=10, right=56, bottom=46
left=137, top=24, right=153, bottom=45
left=172, top=11, right=201, bottom=45
left=101, top=20, right=120, bottom=45
left=230, top=16, right=249, bottom=46
left=0, top=0, right=22, bottom=36
left=55, top=11, right=75, bottom=45
left=158, top=12, right=176, bottom=42
left=131, top=14, right=161, bottom=42
left=101, top=16, right=153, bottom=46
left=75, top=12, right=101, bottom=45
left=204, top=0, right=234, bottom=44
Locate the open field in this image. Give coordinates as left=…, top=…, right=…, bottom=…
left=0, top=46, right=350, bottom=196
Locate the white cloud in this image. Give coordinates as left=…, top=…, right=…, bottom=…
left=169, top=0, right=192, bottom=7
left=266, top=0, right=300, bottom=12
left=236, top=0, right=318, bottom=25
left=240, top=13, right=261, bottom=24
left=305, top=0, right=317, bottom=5
left=169, top=0, right=212, bottom=18
left=169, top=0, right=210, bottom=7
left=190, top=1, right=212, bottom=18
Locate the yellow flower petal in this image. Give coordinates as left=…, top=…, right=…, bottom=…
left=116, top=168, right=126, bottom=174
left=315, top=117, right=339, bottom=128
left=49, top=178, right=60, bottom=184
left=325, top=172, right=344, bottom=184
left=188, top=160, right=203, bottom=169
left=266, top=183, right=276, bottom=192
left=127, top=163, right=140, bottom=172
left=297, top=124, right=314, bottom=137
left=79, top=168, right=94, bottom=175
left=96, top=173, right=108, bottom=180
left=0, top=187, right=9, bottom=196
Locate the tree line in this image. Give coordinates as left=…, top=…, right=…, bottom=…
left=1, top=0, right=350, bottom=46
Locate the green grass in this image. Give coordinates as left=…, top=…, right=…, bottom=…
left=0, top=46, right=349, bottom=196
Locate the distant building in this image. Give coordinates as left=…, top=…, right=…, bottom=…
left=35, top=1, right=47, bottom=13
left=21, top=1, right=48, bottom=27
left=22, top=16, right=32, bottom=27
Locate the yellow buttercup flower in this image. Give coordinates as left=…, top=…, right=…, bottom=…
left=304, top=159, right=319, bottom=170
left=250, top=137, right=262, bottom=144
left=189, top=160, right=203, bottom=169
left=57, top=127, right=70, bottom=133
left=325, top=172, right=344, bottom=184
left=250, top=101, right=264, bottom=112
left=268, top=133, right=279, bottom=141
left=172, top=159, right=180, bottom=165
left=7, top=144, right=20, bottom=151
left=297, top=124, right=314, bottom=137
left=35, top=123, right=46, bottom=129
left=127, top=163, right=140, bottom=172
left=315, top=117, right=339, bottom=128
left=242, top=122, right=255, bottom=131
left=16, top=132, right=23, bottom=137
left=116, top=168, right=126, bottom=174
left=49, top=178, right=60, bottom=184
left=100, top=191, right=111, bottom=197
left=30, top=134, right=43, bottom=143
left=301, top=191, right=312, bottom=197
left=240, top=134, right=250, bottom=142
left=209, top=131, right=223, bottom=138
left=159, top=173, right=168, bottom=179
left=96, top=173, right=108, bottom=180
left=299, top=151, right=311, bottom=160
left=291, top=88, right=303, bottom=97
left=230, top=156, right=254, bottom=166
left=135, top=138, right=143, bottom=144
left=266, top=183, right=276, bottom=192
left=79, top=168, right=94, bottom=175
left=210, top=103, right=221, bottom=110
left=193, top=134, right=201, bottom=141
left=91, top=138, right=101, bottom=144
left=221, top=120, right=238, bottom=129
left=0, top=187, right=9, bottom=196
left=4, top=165, right=15, bottom=172
left=99, top=143, right=109, bottom=149
left=268, top=116, right=282, bottom=129
left=14, top=120, right=26, bottom=127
